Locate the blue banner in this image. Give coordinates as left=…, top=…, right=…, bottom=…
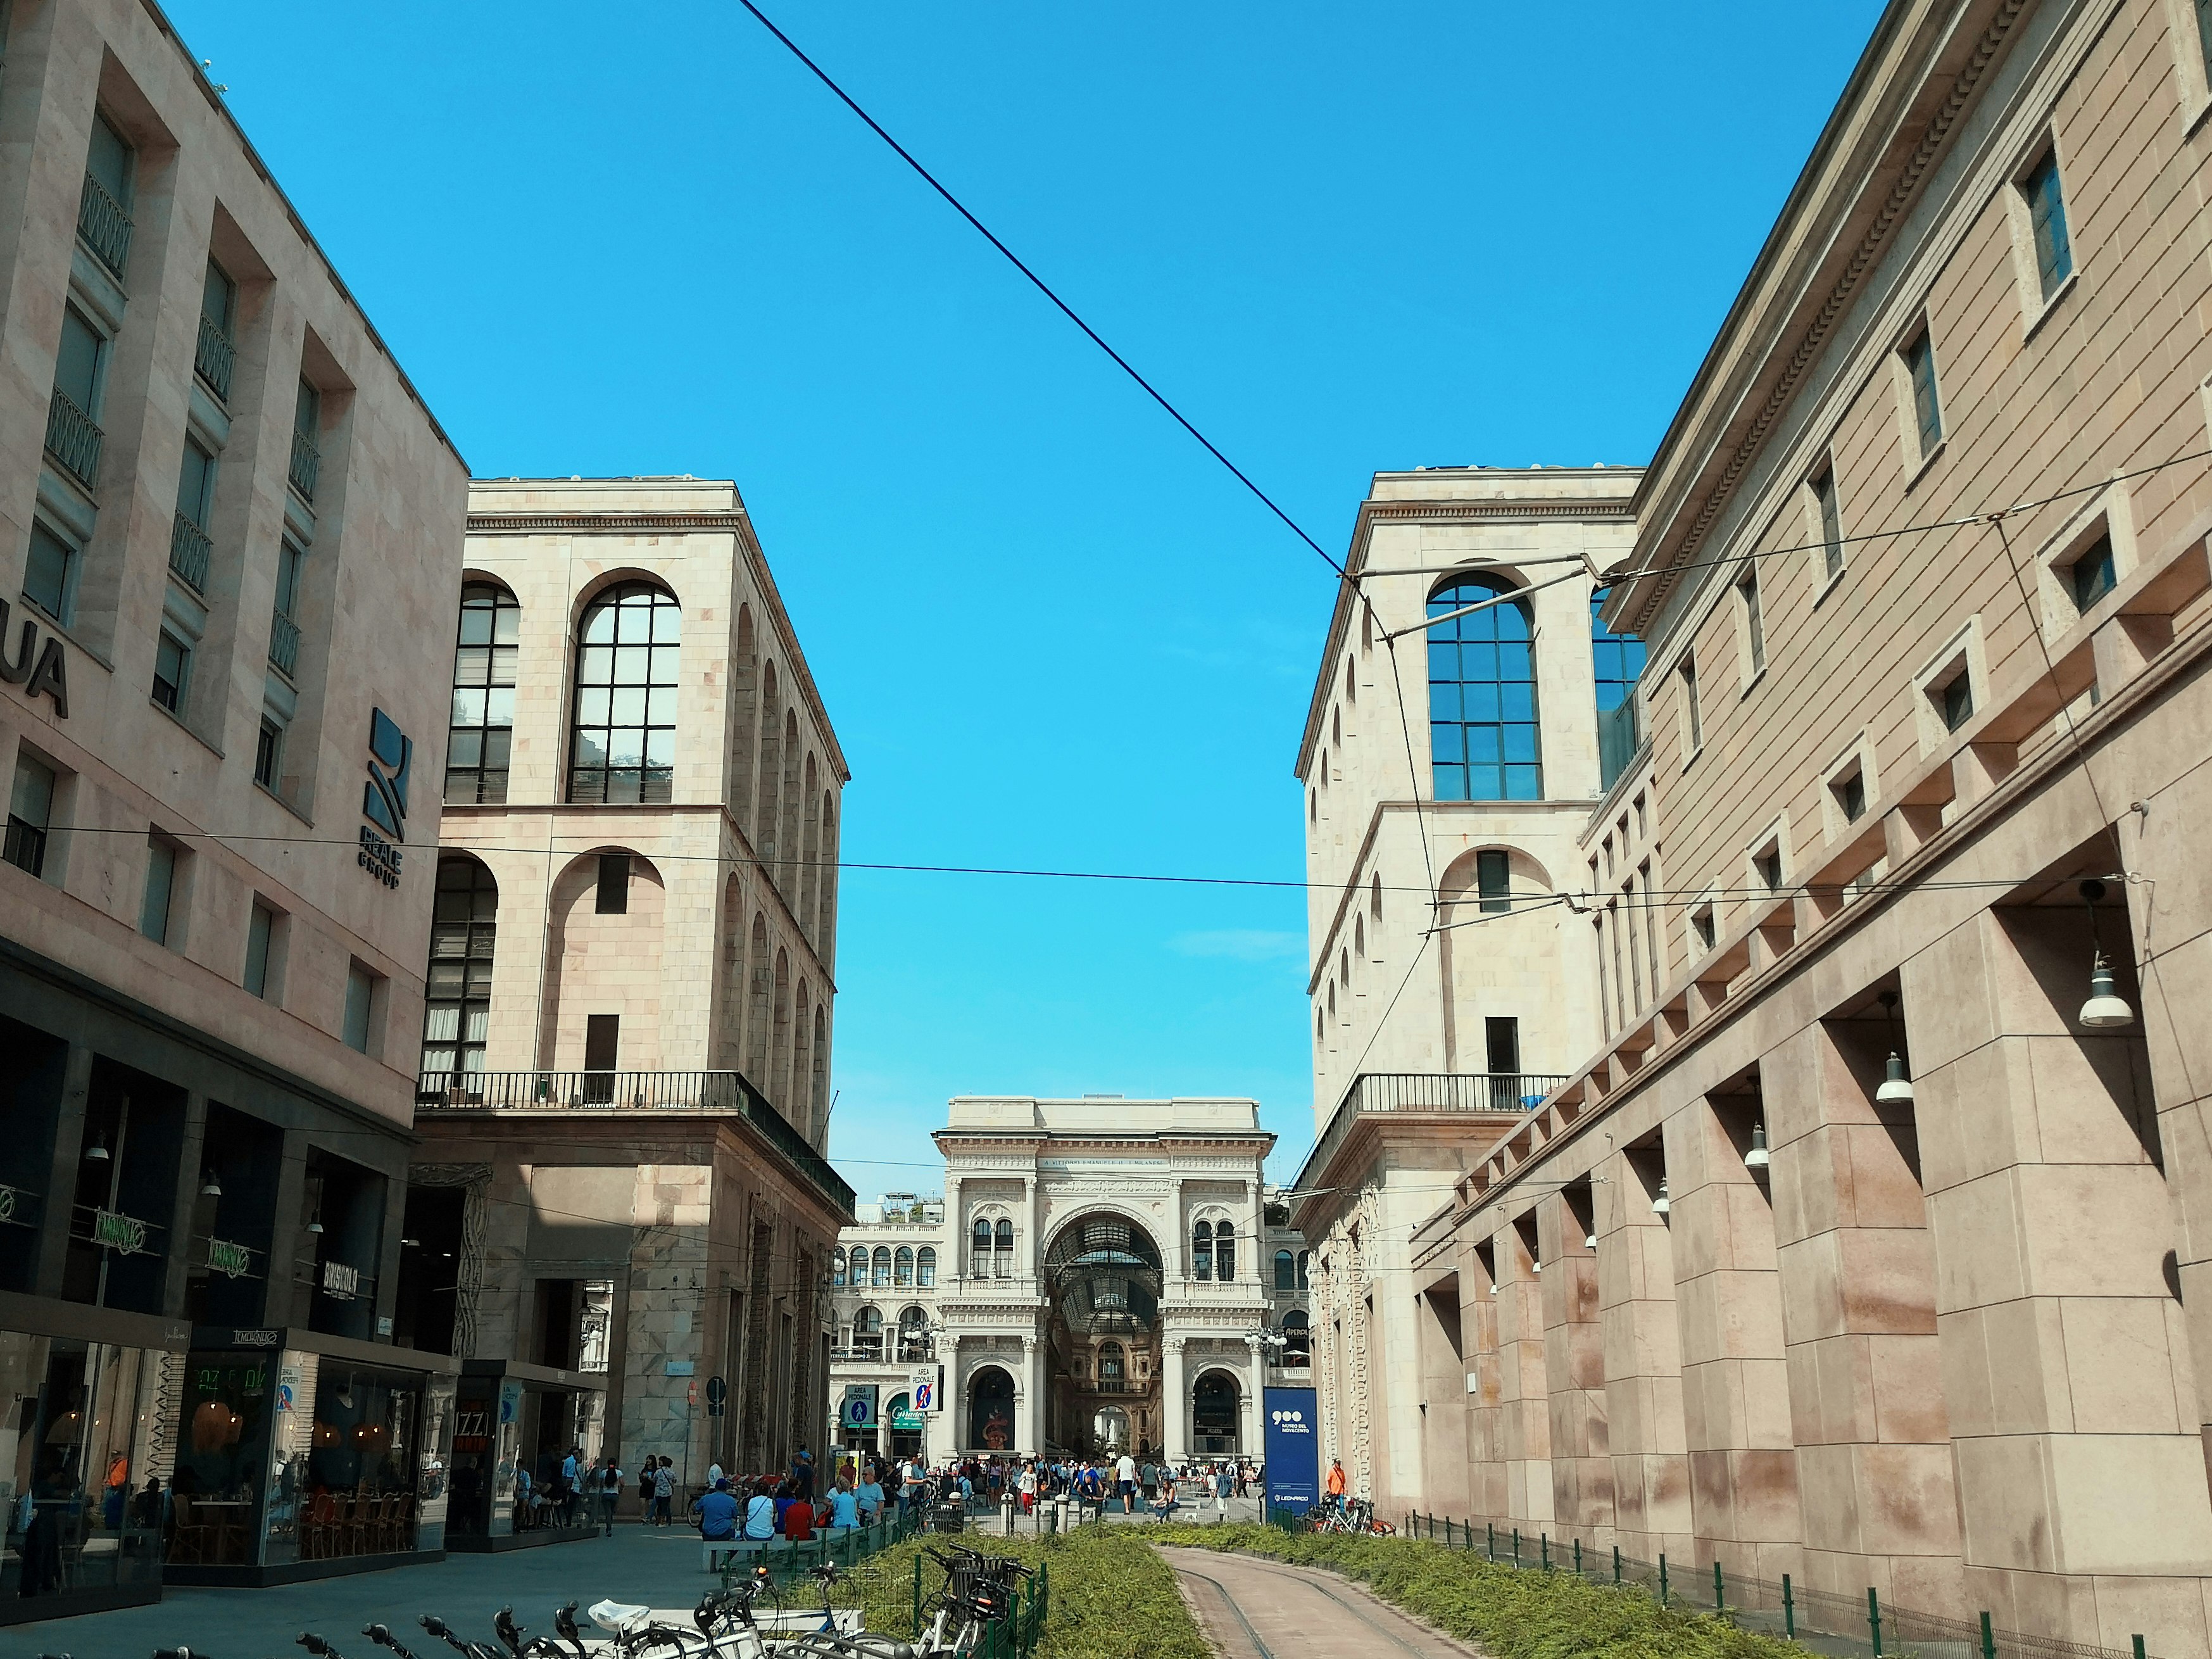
left=1262, top=1386, right=1320, bottom=1515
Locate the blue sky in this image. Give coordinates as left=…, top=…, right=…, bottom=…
left=169, top=1, right=1884, bottom=1190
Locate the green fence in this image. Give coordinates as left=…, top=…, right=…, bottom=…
left=906, top=1551, right=1051, bottom=1657
left=718, top=1507, right=923, bottom=1593
left=1404, top=1511, right=2159, bottom=1659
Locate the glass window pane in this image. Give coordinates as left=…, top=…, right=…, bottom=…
left=458, top=605, right=493, bottom=646
left=25, top=525, right=71, bottom=618
left=484, top=687, right=515, bottom=726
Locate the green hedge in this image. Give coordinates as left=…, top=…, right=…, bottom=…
left=1155, top=1525, right=1804, bottom=1659
left=825, top=1524, right=1212, bottom=1659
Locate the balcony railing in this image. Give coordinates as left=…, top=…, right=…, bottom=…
left=77, top=172, right=132, bottom=277
left=288, top=427, right=320, bottom=500
left=195, top=313, right=236, bottom=400
left=44, top=388, right=102, bottom=490
left=416, top=1068, right=854, bottom=1214
left=168, top=512, right=211, bottom=593
left=268, top=610, right=301, bottom=678
left=1294, top=1071, right=1570, bottom=1201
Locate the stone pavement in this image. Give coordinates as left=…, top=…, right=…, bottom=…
left=1167, top=1546, right=1485, bottom=1659
left=0, top=1525, right=746, bottom=1659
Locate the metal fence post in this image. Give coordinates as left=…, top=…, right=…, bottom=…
left=1512, top=1527, right=1521, bottom=1567
left=1714, top=1560, right=1725, bottom=1613
left=1868, top=1587, right=1884, bottom=1658
left=1614, top=1544, right=1622, bottom=1584
left=1573, top=1538, right=1582, bottom=1577
left=1542, top=1534, right=1550, bottom=1572
left=1783, top=1574, right=1795, bottom=1639
left=912, top=1554, right=924, bottom=1639
left=1488, top=1522, right=1495, bottom=1561
left=1659, top=1553, right=1669, bottom=1606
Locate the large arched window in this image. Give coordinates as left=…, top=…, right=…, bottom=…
left=1592, top=596, right=1648, bottom=792
left=831, top=1252, right=847, bottom=1288
left=848, top=1246, right=869, bottom=1287
left=1428, top=574, right=1540, bottom=800
left=1274, top=1249, right=1296, bottom=1291
left=570, top=581, right=680, bottom=804
left=1297, top=1250, right=1311, bottom=1289
left=1098, top=1341, right=1126, bottom=1389
left=916, top=1246, right=937, bottom=1289
left=971, top=1219, right=992, bottom=1278
left=446, top=583, right=518, bottom=804
left=853, top=1306, right=883, bottom=1360
left=896, top=1306, right=929, bottom=1362
left=1192, top=1220, right=1213, bottom=1282
left=994, top=1219, right=1014, bottom=1278
left=894, top=1246, right=914, bottom=1287
left=871, top=1246, right=892, bottom=1289
left=1283, top=1309, right=1310, bottom=1365
left=420, top=856, right=496, bottom=1085
left=1214, top=1221, right=1236, bottom=1282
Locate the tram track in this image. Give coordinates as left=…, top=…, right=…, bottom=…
left=1164, top=1546, right=1480, bottom=1659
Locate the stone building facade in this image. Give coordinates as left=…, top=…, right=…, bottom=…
left=827, top=1194, right=946, bottom=1465
left=398, top=479, right=852, bottom=1534
left=0, top=0, right=468, bottom=1616
left=1290, top=467, right=1642, bottom=1511
left=933, top=1096, right=1306, bottom=1463
left=1309, top=0, right=2212, bottom=1650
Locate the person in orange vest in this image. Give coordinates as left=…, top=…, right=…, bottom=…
left=1325, top=1458, right=1347, bottom=1515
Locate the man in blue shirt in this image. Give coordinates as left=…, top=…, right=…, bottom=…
left=691, top=1477, right=740, bottom=1541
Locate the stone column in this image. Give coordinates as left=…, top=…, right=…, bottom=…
left=1496, top=1217, right=1554, bottom=1529
left=1169, top=1178, right=1186, bottom=1279
left=1457, top=1230, right=1506, bottom=1521
left=1598, top=1146, right=1691, bottom=1563
left=1906, top=909, right=2212, bottom=1641
left=1012, top=1336, right=1033, bottom=1455
left=1540, top=1192, right=1613, bottom=1550
left=1022, top=1175, right=1038, bottom=1278
left=1163, top=1336, right=1187, bottom=1463
left=1244, top=1335, right=1264, bottom=1456
left=944, top=1173, right=964, bottom=1282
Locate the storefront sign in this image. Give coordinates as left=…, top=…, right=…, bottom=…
left=207, top=1237, right=252, bottom=1278
left=0, top=598, right=70, bottom=717
left=0, top=1183, right=17, bottom=1223
left=232, top=1328, right=280, bottom=1347
left=665, top=1359, right=694, bottom=1377
left=359, top=707, right=412, bottom=890
left=890, top=1407, right=923, bottom=1432
left=321, top=1259, right=360, bottom=1299
left=91, top=1207, right=148, bottom=1254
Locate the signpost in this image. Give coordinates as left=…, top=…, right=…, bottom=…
left=1262, top=1386, right=1321, bottom=1517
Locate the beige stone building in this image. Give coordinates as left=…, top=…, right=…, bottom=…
left=827, top=1194, right=948, bottom=1467
left=398, top=479, right=852, bottom=1539
left=0, top=0, right=469, bottom=1615
left=1308, top=0, right=2212, bottom=1650
left=1290, top=467, right=1641, bottom=1513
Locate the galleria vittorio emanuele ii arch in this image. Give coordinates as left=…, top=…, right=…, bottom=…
left=927, top=1096, right=1307, bottom=1461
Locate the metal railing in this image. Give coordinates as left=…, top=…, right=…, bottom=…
left=288, top=426, right=320, bottom=500
left=194, top=313, right=236, bottom=400
left=1295, top=1072, right=1568, bottom=1199
left=168, top=512, right=211, bottom=592
left=77, top=171, right=132, bottom=276
left=44, top=387, right=102, bottom=489
left=416, top=1068, right=854, bottom=1213
left=1404, top=1511, right=2160, bottom=1659
left=268, top=609, right=301, bottom=677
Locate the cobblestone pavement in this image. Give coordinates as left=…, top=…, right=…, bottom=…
left=1166, top=1546, right=1486, bottom=1659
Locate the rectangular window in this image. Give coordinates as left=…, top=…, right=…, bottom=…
left=342, top=962, right=376, bottom=1052
left=1940, top=671, right=1974, bottom=731
left=203, top=260, right=236, bottom=334
left=254, top=717, right=283, bottom=788
left=1905, top=333, right=1943, bottom=457
left=290, top=381, right=322, bottom=500
left=274, top=539, right=306, bottom=619
left=152, top=630, right=189, bottom=712
left=1691, top=900, right=1716, bottom=952
left=198, top=259, right=237, bottom=399
left=1755, top=846, right=1783, bottom=894
left=175, top=437, right=217, bottom=529
left=24, top=524, right=72, bottom=621
left=1833, top=766, right=1867, bottom=824
left=85, top=112, right=133, bottom=209
left=1679, top=655, right=1702, bottom=752
left=1737, top=569, right=1766, bottom=677
left=2199, top=0, right=2212, bottom=79
left=295, top=379, right=320, bottom=437
left=596, top=852, right=630, bottom=914
left=2070, top=533, right=2116, bottom=612
left=244, top=902, right=275, bottom=997
left=1813, top=466, right=1844, bottom=581
left=1476, top=849, right=1511, bottom=914
left=2023, top=149, right=2073, bottom=301
left=141, top=835, right=177, bottom=945
left=54, top=305, right=104, bottom=417
left=1594, top=916, right=1610, bottom=1037
left=6, top=751, right=56, bottom=878
left=1640, top=858, right=1661, bottom=981
left=1484, top=1016, right=1520, bottom=1076
left=1624, top=876, right=1644, bottom=1007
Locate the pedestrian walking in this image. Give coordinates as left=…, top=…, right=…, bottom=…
left=1214, top=1463, right=1232, bottom=1522
left=596, top=1456, right=623, bottom=1535
left=651, top=1456, right=675, bottom=1525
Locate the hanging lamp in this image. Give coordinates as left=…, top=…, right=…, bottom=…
left=1650, top=1176, right=1670, bottom=1217
left=1876, top=990, right=1916, bottom=1104
left=1745, top=1123, right=1770, bottom=1170
left=2078, top=879, right=2135, bottom=1029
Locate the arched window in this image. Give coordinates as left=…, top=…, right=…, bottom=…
left=894, top=1246, right=914, bottom=1287
left=897, top=1306, right=929, bottom=1362
left=1592, top=596, right=1648, bottom=791
left=971, top=1218, right=992, bottom=1278
left=1192, top=1220, right=1213, bottom=1282
left=1283, top=1310, right=1310, bottom=1365
left=1428, top=574, right=1540, bottom=800
left=994, top=1218, right=1014, bottom=1278
left=916, top=1246, right=936, bottom=1289
left=1215, top=1221, right=1236, bottom=1281
left=1274, top=1249, right=1296, bottom=1291
left=1098, top=1342, right=1125, bottom=1388
left=570, top=581, right=681, bottom=804
left=831, top=1252, right=846, bottom=1288
left=853, top=1306, right=883, bottom=1360
left=848, top=1246, right=868, bottom=1286
left=420, top=856, right=496, bottom=1085
left=446, top=583, right=518, bottom=804
left=1297, top=1250, right=1311, bottom=1289
left=871, top=1246, right=891, bottom=1288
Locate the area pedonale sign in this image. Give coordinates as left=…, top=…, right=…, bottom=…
left=0, top=598, right=70, bottom=717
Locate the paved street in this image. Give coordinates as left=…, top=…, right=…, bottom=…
left=1169, top=1547, right=1484, bottom=1659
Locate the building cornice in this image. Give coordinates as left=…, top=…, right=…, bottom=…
left=464, top=494, right=851, bottom=784
left=1617, top=0, right=2030, bottom=638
